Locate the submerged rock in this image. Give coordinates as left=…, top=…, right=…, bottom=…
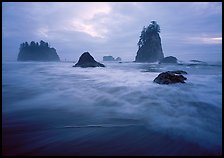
left=190, top=60, right=205, bottom=63
left=159, top=56, right=177, bottom=64
left=73, top=52, right=105, bottom=68
left=153, top=71, right=187, bottom=84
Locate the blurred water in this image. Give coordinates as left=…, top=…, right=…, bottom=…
left=2, top=61, right=222, bottom=156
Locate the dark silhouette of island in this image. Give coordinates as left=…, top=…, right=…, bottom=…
left=103, top=56, right=122, bottom=61
left=17, top=40, right=60, bottom=61
left=135, top=21, right=164, bottom=62
left=103, top=56, right=115, bottom=61
left=73, top=52, right=105, bottom=68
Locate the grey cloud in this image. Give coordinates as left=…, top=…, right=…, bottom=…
left=2, top=2, right=222, bottom=62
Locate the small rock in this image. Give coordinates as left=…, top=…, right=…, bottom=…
left=115, top=57, right=122, bottom=61
left=73, top=52, right=105, bottom=68
left=159, top=56, right=177, bottom=64
left=153, top=71, right=187, bottom=84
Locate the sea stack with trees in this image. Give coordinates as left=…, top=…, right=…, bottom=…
left=17, top=40, right=60, bottom=61
left=135, top=21, right=164, bottom=62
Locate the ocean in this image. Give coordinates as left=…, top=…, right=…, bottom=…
left=2, top=60, right=222, bottom=156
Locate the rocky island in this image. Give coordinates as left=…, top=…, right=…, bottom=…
left=73, top=52, right=105, bottom=68
left=135, top=21, right=164, bottom=62
left=103, top=56, right=122, bottom=61
left=103, top=56, right=115, bottom=61
left=17, top=40, right=60, bottom=61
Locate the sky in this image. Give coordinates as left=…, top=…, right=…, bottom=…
left=2, top=2, right=222, bottom=62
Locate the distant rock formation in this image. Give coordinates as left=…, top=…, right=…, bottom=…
left=159, top=56, right=177, bottom=64
left=103, top=56, right=115, bottom=61
left=135, top=21, right=164, bottom=62
left=17, top=40, right=60, bottom=61
left=73, top=52, right=105, bottom=68
left=189, top=60, right=207, bottom=65
left=153, top=71, right=187, bottom=84
left=190, top=60, right=204, bottom=63
left=103, top=56, right=122, bottom=62
left=115, top=57, right=122, bottom=61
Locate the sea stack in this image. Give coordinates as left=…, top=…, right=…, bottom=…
left=73, top=52, right=105, bottom=68
left=17, top=40, right=60, bottom=61
left=135, top=21, right=164, bottom=62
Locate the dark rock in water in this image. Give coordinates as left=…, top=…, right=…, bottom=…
left=74, top=52, right=105, bottom=68
left=153, top=71, right=187, bottom=84
left=189, top=60, right=207, bottom=65
left=135, top=21, right=164, bottom=63
left=103, top=56, right=122, bottom=62
left=115, top=57, right=122, bottom=61
left=103, top=56, right=115, bottom=61
left=170, top=70, right=187, bottom=74
left=17, top=40, right=60, bottom=61
left=190, top=60, right=204, bottom=63
left=159, top=56, right=177, bottom=64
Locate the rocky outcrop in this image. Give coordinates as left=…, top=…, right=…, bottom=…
left=115, top=57, right=122, bottom=61
left=73, top=52, right=105, bottom=68
left=103, top=56, right=122, bottom=62
left=135, top=21, right=164, bottom=62
left=17, top=40, right=60, bottom=61
left=159, top=56, right=177, bottom=64
left=153, top=71, right=187, bottom=84
left=103, top=56, right=115, bottom=61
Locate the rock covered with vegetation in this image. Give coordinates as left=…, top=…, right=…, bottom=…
left=17, top=40, right=60, bottom=61
left=135, top=21, right=164, bottom=62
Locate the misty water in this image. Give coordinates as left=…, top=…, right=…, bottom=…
left=2, top=60, right=222, bottom=156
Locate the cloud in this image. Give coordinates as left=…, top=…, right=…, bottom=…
left=185, top=36, right=222, bottom=45
left=2, top=2, right=222, bottom=61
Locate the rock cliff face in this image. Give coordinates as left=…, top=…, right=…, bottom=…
left=17, top=41, right=60, bottom=61
left=135, top=32, right=164, bottom=62
left=135, top=21, right=164, bottom=63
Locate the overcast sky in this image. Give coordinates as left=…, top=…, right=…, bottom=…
left=2, top=2, right=222, bottom=62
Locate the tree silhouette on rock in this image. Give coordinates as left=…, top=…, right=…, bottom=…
left=136, top=21, right=164, bottom=62
left=17, top=40, right=60, bottom=61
